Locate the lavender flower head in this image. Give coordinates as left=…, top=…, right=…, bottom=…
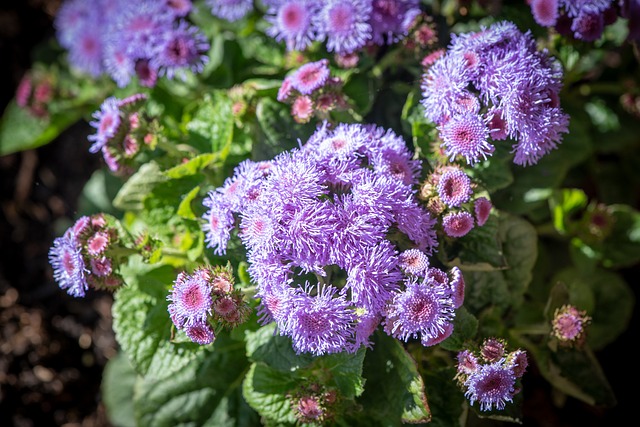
left=552, top=304, right=592, bottom=346
left=456, top=340, right=528, bottom=412
left=315, top=0, right=373, bottom=54
left=421, top=21, right=569, bottom=166
left=265, top=0, right=320, bottom=52
left=49, top=231, right=89, bottom=298
left=207, top=0, right=253, bottom=22
left=437, top=169, right=473, bottom=207
left=167, top=270, right=214, bottom=329
left=202, top=122, right=451, bottom=355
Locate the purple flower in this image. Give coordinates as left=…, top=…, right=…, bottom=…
left=49, top=232, right=89, bottom=298
left=152, top=22, right=210, bottom=80
left=457, top=350, right=479, bottom=376
left=437, top=170, right=473, bottom=207
left=167, top=270, right=213, bottom=329
left=474, top=197, right=492, bottom=227
left=88, top=97, right=122, bottom=153
left=103, top=45, right=136, bottom=87
left=442, top=211, right=475, bottom=238
left=398, top=249, right=429, bottom=276
left=449, top=266, right=465, bottom=309
left=185, top=322, right=216, bottom=345
left=552, top=304, right=591, bottom=344
left=508, top=349, right=528, bottom=378
left=68, top=28, right=105, bottom=77
left=384, top=277, right=455, bottom=346
left=207, top=0, right=253, bottom=22
left=266, top=0, right=320, bottom=51
left=530, top=0, right=559, bottom=26
left=287, top=284, right=356, bottom=356
left=571, top=8, right=604, bottom=41
left=315, top=0, right=372, bottom=54
left=165, top=0, right=193, bottom=18
left=368, top=0, right=421, bottom=45
left=439, top=113, right=493, bottom=165
left=202, top=192, right=236, bottom=255
left=290, top=59, right=331, bottom=95
left=464, top=361, right=517, bottom=411
left=420, top=54, right=472, bottom=124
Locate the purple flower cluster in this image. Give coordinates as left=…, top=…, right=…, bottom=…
left=551, top=304, right=591, bottom=347
left=206, top=0, right=254, bottom=22
left=529, top=0, right=640, bottom=42
left=167, top=265, right=251, bottom=345
left=420, top=21, right=570, bottom=166
left=87, top=94, right=150, bottom=175
left=455, top=338, right=528, bottom=412
left=262, top=0, right=421, bottom=54
left=201, top=122, right=465, bottom=355
left=54, top=0, right=208, bottom=87
left=419, top=165, right=492, bottom=239
left=278, top=59, right=348, bottom=123
left=49, top=214, right=123, bottom=298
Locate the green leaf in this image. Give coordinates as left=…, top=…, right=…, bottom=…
left=422, top=367, right=465, bottom=427
left=588, top=204, right=640, bottom=268
left=102, top=352, right=137, bottom=427
left=134, top=334, right=259, bottom=427
left=470, top=145, right=514, bottom=193
left=549, top=188, right=588, bottom=234
left=113, top=262, right=209, bottom=379
left=242, top=363, right=298, bottom=425
left=0, top=100, right=87, bottom=155
left=451, top=212, right=505, bottom=268
left=113, top=162, right=167, bottom=211
left=253, top=97, right=313, bottom=161
left=245, top=323, right=314, bottom=372
left=312, top=348, right=366, bottom=399
left=355, top=332, right=430, bottom=425
left=164, top=153, right=219, bottom=179
left=177, top=186, right=201, bottom=220
left=185, top=91, right=234, bottom=154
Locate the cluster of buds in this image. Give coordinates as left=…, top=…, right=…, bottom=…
left=455, top=338, right=528, bottom=412
left=87, top=93, right=154, bottom=176
left=15, top=70, right=55, bottom=119
left=48, top=214, right=124, bottom=298
left=277, top=59, right=348, bottom=124
left=551, top=304, right=592, bottom=348
left=403, top=12, right=439, bottom=58
left=419, top=165, right=492, bottom=239
left=167, top=265, right=251, bottom=345
left=288, top=383, right=338, bottom=426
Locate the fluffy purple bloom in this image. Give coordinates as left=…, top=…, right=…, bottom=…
left=422, top=21, right=569, bottom=166
left=287, top=284, right=356, bottom=356
left=290, top=59, right=331, bottom=95
left=207, top=0, right=253, bottom=22
left=571, top=8, right=604, bottom=41
left=442, top=211, right=475, bottom=238
left=68, top=28, right=105, bottom=77
left=437, top=170, right=473, bottom=207
left=530, top=0, right=559, bottom=26
left=464, top=361, right=517, bottom=412
left=449, top=266, right=465, bottom=309
left=103, top=45, right=136, bottom=87
left=474, top=197, right=492, bottom=226
left=165, top=0, right=193, bottom=18
left=266, top=0, right=320, bottom=51
left=167, top=271, right=213, bottom=329
left=88, top=97, right=122, bottom=153
left=152, top=22, right=210, bottom=80
left=55, top=0, right=95, bottom=49
left=439, top=113, right=493, bottom=165
left=384, top=277, right=455, bottom=346
left=185, top=322, right=216, bottom=345
left=398, top=249, right=429, bottom=276
left=315, top=0, right=372, bottom=54
left=49, top=232, right=89, bottom=298
left=202, top=193, right=236, bottom=255
left=368, top=0, right=421, bottom=45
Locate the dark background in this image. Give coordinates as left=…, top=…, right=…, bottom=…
left=0, top=1, right=637, bottom=426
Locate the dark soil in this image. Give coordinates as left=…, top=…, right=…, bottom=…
left=0, top=2, right=637, bottom=427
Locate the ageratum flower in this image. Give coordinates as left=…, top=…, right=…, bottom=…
left=464, top=360, right=517, bottom=412
left=88, top=97, right=122, bottom=153
left=368, top=0, right=421, bottom=45
left=167, top=271, right=213, bottom=329
left=398, top=249, right=430, bottom=276
left=49, top=231, right=89, bottom=298
left=473, top=197, right=492, bottom=226
left=290, top=59, right=331, bottom=95
left=437, top=169, right=473, bottom=207
left=202, top=123, right=451, bottom=355
left=384, top=275, right=456, bottom=347
left=151, top=21, right=210, bottom=80
left=207, top=0, right=253, bottom=22
left=315, top=0, right=373, bottom=54
left=421, top=21, right=569, bottom=166
left=265, top=0, right=320, bottom=52
left=442, top=211, right=475, bottom=238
